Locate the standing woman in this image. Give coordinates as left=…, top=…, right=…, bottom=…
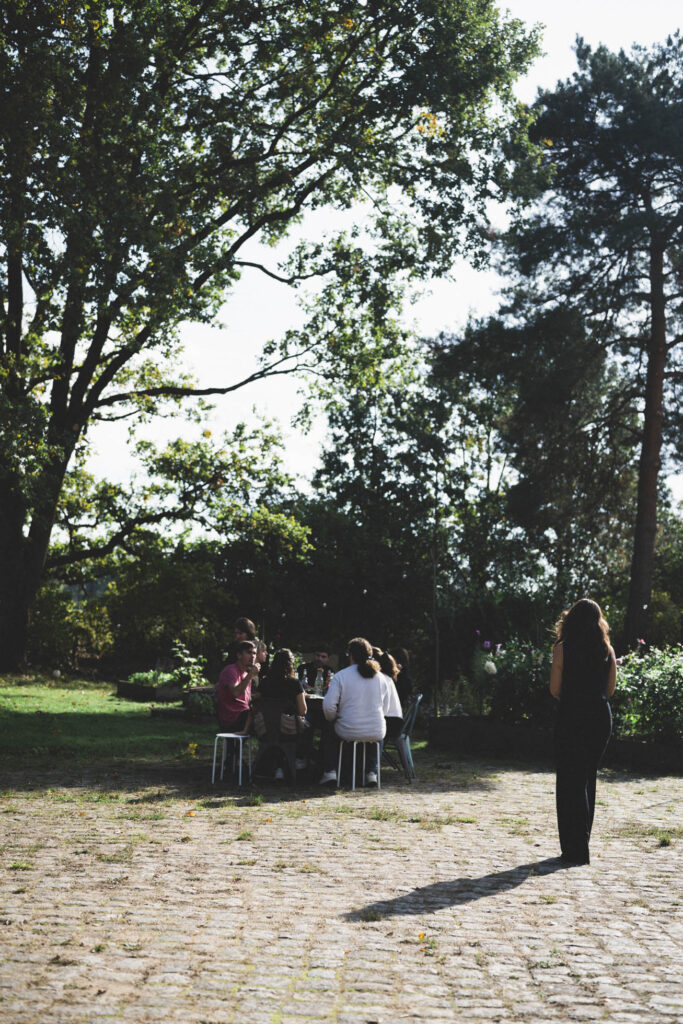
left=550, top=599, right=617, bottom=865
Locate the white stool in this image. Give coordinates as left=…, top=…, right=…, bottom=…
left=337, top=739, right=381, bottom=790
left=212, top=733, right=252, bottom=786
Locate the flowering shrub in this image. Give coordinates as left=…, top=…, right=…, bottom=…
left=467, top=637, right=682, bottom=744
left=481, top=639, right=554, bottom=727
left=467, top=639, right=552, bottom=723
left=611, top=645, right=683, bottom=744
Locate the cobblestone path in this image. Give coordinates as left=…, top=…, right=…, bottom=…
left=1, top=755, right=681, bottom=1023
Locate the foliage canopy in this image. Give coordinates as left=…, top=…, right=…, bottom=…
left=0, top=0, right=540, bottom=667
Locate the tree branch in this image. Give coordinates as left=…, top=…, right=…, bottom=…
left=231, top=260, right=329, bottom=285
left=46, top=507, right=199, bottom=570
left=92, top=347, right=316, bottom=409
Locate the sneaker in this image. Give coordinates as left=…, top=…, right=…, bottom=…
left=365, top=771, right=378, bottom=785
left=319, top=769, right=337, bottom=784
left=274, top=768, right=284, bottom=780
left=295, top=758, right=307, bottom=770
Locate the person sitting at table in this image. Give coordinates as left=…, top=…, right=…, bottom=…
left=216, top=640, right=257, bottom=734
left=319, top=637, right=394, bottom=787
left=224, top=617, right=258, bottom=665
left=252, top=648, right=308, bottom=779
left=256, top=648, right=306, bottom=714
left=389, top=646, right=414, bottom=706
left=375, top=647, right=404, bottom=741
left=298, top=644, right=333, bottom=692
left=254, top=640, right=269, bottom=687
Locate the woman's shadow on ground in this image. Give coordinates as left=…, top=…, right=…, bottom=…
left=345, top=858, right=571, bottom=920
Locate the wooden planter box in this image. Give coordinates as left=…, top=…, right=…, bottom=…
left=117, top=680, right=183, bottom=703
left=429, top=715, right=682, bottom=773
left=429, top=716, right=554, bottom=761
left=606, top=737, right=682, bottom=773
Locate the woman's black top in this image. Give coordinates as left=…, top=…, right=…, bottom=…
left=396, top=668, right=414, bottom=706
left=256, top=674, right=305, bottom=715
left=560, top=640, right=610, bottom=710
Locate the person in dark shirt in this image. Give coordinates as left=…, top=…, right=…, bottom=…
left=298, top=644, right=333, bottom=693
left=549, top=598, right=617, bottom=865
left=258, top=648, right=306, bottom=714
left=254, top=648, right=308, bottom=779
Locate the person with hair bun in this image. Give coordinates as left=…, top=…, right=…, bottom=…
left=549, top=598, right=617, bottom=865
left=319, top=637, right=394, bottom=786
left=374, top=647, right=403, bottom=740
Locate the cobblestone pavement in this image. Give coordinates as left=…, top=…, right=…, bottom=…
left=1, top=754, right=681, bottom=1024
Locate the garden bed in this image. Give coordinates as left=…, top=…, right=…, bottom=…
left=117, top=680, right=183, bottom=703
left=429, top=715, right=682, bottom=773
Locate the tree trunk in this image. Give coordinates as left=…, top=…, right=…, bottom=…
left=0, top=490, right=32, bottom=671
left=625, top=244, right=667, bottom=647
left=431, top=537, right=441, bottom=714
left=0, top=451, right=70, bottom=670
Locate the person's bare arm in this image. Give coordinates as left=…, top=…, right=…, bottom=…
left=549, top=643, right=563, bottom=700
left=606, top=647, right=617, bottom=698
left=295, top=691, right=307, bottom=716
left=226, top=670, right=252, bottom=696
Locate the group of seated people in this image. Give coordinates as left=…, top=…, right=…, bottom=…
left=215, top=617, right=414, bottom=786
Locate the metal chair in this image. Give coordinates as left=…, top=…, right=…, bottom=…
left=212, top=732, right=252, bottom=785
left=382, top=693, right=422, bottom=781
left=337, top=738, right=382, bottom=790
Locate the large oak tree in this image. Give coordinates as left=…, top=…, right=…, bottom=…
left=0, top=0, right=540, bottom=667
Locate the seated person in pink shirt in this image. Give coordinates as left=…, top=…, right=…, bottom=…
left=216, top=641, right=257, bottom=734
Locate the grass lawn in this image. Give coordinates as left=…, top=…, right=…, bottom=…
left=0, top=673, right=217, bottom=768
left=0, top=672, right=438, bottom=795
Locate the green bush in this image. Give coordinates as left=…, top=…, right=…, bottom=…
left=29, top=581, right=114, bottom=667
left=611, top=645, right=683, bottom=744
left=185, top=691, right=216, bottom=718
left=169, top=639, right=209, bottom=689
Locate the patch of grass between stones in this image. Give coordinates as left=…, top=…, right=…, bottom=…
left=358, top=908, right=383, bottom=922
left=613, top=823, right=682, bottom=846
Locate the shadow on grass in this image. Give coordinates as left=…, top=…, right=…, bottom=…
left=3, top=681, right=661, bottom=799
left=0, top=712, right=661, bottom=803
left=346, top=858, right=570, bottom=920
left=0, top=691, right=510, bottom=798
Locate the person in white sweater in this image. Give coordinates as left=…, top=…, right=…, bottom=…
left=319, top=637, right=395, bottom=786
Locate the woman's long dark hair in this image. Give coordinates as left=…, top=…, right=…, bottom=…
left=378, top=650, right=398, bottom=682
left=389, top=646, right=409, bottom=670
left=268, top=648, right=296, bottom=683
left=555, top=599, right=611, bottom=659
left=348, top=637, right=380, bottom=679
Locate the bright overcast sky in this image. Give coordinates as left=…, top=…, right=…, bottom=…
left=89, top=1, right=683, bottom=495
